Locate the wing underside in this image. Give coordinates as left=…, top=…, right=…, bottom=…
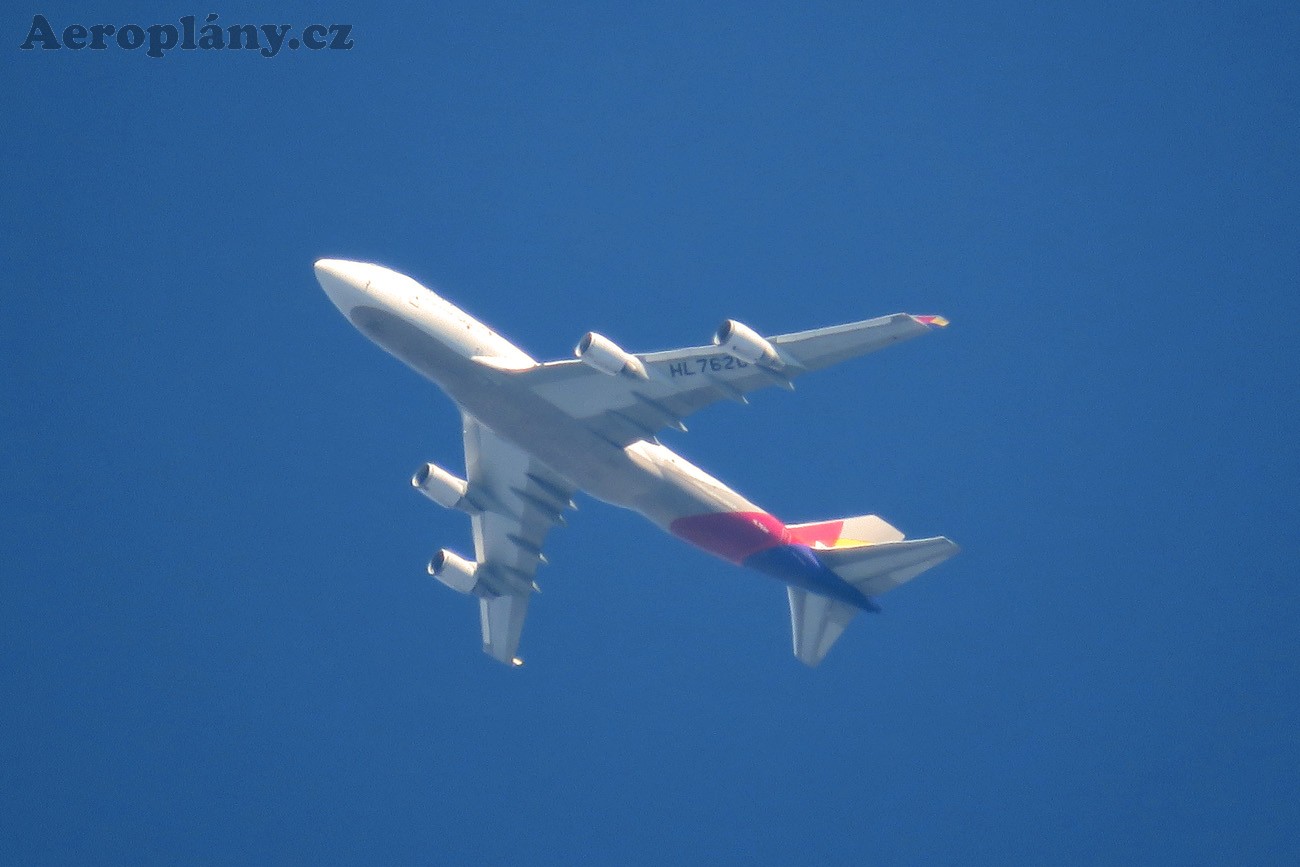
left=460, top=414, right=576, bottom=664
left=519, top=313, right=942, bottom=446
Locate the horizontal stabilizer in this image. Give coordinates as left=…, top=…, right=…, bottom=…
left=816, top=536, right=959, bottom=597
left=787, top=588, right=859, bottom=667
left=787, top=535, right=957, bottom=666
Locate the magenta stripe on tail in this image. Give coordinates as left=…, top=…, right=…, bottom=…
left=669, top=511, right=788, bottom=564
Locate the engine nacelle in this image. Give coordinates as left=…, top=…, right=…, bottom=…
left=574, top=332, right=648, bottom=379
left=713, top=319, right=781, bottom=368
left=412, top=462, right=475, bottom=512
left=427, top=548, right=480, bottom=594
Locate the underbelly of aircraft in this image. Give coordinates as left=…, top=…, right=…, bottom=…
left=349, top=305, right=869, bottom=601
left=349, top=305, right=745, bottom=523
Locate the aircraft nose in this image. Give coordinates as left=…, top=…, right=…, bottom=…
left=314, top=258, right=372, bottom=313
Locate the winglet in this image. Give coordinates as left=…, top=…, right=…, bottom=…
left=912, top=315, right=949, bottom=328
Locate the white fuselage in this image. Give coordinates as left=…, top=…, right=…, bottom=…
left=315, top=260, right=763, bottom=538
left=314, top=258, right=954, bottom=662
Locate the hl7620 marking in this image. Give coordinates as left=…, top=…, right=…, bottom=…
left=668, top=356, right=750, bottom=377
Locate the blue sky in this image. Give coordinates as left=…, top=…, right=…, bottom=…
left=4, top=2, right=1297, bottom=863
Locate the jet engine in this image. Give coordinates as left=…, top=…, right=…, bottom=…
left=713, top=319, right=781, bottom=368
left=411, top=462, right=476, bottom=512
left=427, top=549, right=480, bottom=594
left=574, top=332, right=648, bottom=380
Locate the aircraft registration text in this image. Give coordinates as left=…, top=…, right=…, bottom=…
left=667, top=356, right=750, bottom=377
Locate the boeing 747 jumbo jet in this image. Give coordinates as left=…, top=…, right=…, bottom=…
left=315, top=259, right=958, bottom=667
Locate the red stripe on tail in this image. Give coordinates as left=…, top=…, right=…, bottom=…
left=786, top=519, right=846, bottom=548
left=669, top=512, right=788, bottom=564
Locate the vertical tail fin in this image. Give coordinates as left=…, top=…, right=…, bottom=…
left=786, top=514, right=905, bottom=549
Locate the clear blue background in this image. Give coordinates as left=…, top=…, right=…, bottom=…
left=4, top=2, right=1297, bottom=863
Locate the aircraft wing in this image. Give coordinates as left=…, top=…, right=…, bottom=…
left=520, top=314, right=946, bottom=446
left=461, top=413, right=576, bottom=664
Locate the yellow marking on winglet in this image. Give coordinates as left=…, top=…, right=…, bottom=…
left=915, top=315, right=949, bottom=327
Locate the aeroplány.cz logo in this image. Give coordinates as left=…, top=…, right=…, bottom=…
left=19, top=14, right=354, bottom=58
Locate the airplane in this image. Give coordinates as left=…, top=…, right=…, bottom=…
left=314, top=258, right=958, bottom=667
